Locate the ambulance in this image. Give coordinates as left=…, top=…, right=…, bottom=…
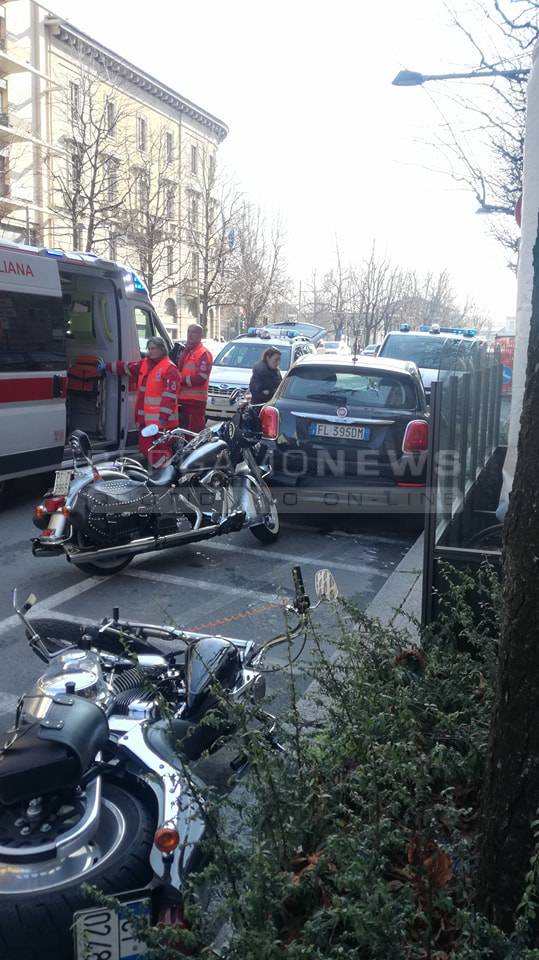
left=0, top=241, right=174, bottom=498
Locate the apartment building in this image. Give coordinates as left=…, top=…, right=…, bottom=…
left=0, top=0, right=228, bottom=337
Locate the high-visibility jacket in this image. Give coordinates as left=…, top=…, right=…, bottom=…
left=178, top=342, right=212, bottom=403
left=107, top=357, right=179, bottom=430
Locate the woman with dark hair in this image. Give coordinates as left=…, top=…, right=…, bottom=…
left=249, top=347, right=282, bottom=405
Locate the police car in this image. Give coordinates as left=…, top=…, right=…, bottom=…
left=377, top=323, right=484, bottom=399
left=206, top=328, right=316, bottom=420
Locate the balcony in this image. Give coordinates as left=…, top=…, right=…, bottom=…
left=0, top=195, right=54, bottom=216
left=0, top=49, right=53, bottom=82
left=0, top=119, right=60, bottom=151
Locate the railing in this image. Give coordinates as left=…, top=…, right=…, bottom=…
left=421, top=339, right=503, bottom=625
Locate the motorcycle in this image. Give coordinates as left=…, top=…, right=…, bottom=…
left=0, top=567, right=337, bottom=960
left=32, top=405, right=279, bottom=576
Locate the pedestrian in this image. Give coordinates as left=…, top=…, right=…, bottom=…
left=177, top=323, right=213, bottom=432
left=97, top=337, right=179, bottom=467
left=249, top=347, right=282, bottom=405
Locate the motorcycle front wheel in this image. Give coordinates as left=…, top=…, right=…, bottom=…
left=0, top=782, right=154, bottom=960
left=250, top=482, right=280, bottom=544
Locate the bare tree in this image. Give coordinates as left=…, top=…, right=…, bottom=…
left=320, top=242, right=354, bottom=339
left=182, top=146, right=242, bottom=334
left=418, top=0, right=539, bottom=267
left=49, top=62, right=131, bottom=253
left=229, top=203, right=290, bottom=326
left=123, top=128, right=179, bottom=298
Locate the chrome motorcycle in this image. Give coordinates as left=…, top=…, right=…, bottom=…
left=0, top=567, right=336, bottom=960
left=32, top=409, right=279, bottom=576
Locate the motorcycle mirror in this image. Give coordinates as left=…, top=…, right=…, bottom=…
left=314, top=569, right=339, bottom=601
left=12, top=588, right=37, bottom=615
left=141, top=424, right=160, bottom=438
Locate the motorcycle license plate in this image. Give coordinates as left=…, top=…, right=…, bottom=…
left=73, top=897, right=150, bottom=960
left=52, top=469, right=72, bottom=496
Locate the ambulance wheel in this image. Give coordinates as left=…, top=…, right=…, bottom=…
left=72, top=554, right=133, bottom=576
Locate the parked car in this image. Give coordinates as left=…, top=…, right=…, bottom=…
left=258, top=354, right=429, bottom=513
left=319, top=340, right=351, bottom=355
left=206, top=330, right=316, bottom=421
left=262, top=321, right=327, bottom=344
left=377, top=325, right=484, bottom=400
left=362, top=343, right=380, bottom=356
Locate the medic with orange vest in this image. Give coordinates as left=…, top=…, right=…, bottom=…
left=177, top=323, right=213, bottom=433
left=98, top=336, right=180, bottom=466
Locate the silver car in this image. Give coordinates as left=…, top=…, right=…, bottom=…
left=206, top=332, right=315, bottom=420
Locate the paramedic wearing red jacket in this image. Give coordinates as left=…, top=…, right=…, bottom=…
left=99, top=337, right=179, bottom=467
left=177, top=323, right=213, bottom=433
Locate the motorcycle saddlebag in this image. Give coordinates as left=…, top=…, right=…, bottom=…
left=71, top=478, right=154, bottom=543
left=0, top=695, right=108, bottom=805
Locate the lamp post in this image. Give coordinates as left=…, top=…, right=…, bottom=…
left=392, top=67, right=529, bottom=87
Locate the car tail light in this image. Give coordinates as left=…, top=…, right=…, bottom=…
left=402, top=420, right=429, bottom=453
left=44, top=496, right=66, bottom=512
left=259, top=405, right=279, bottom=440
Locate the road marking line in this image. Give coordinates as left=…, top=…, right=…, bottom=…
left=197, top=540, right=374, bottom=575
left=124, top=569, right=282, bottom=604
left=0, top=576, right=102, bottom=640
left=0, top=693, right=18, bottom=713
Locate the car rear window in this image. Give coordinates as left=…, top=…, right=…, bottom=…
left=214, top=342, right=291, bottom=370
left=280, top=366, right=417, bottom=409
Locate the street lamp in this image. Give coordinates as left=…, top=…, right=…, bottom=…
left=392, top=68, right=529, bottom=86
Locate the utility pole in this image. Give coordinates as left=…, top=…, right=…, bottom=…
left=297, top=280, right=302, bottom=322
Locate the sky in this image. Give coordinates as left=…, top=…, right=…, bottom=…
left=47, top=0, right=520, bottom=326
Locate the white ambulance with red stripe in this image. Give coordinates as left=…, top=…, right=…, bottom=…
left=0, top=241, right=173, bottom=495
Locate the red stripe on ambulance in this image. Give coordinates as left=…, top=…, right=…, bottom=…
left=0, top=376, right=67, bottom=403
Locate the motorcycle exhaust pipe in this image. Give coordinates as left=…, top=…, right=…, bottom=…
left=65, top=524, right=221, bottom=564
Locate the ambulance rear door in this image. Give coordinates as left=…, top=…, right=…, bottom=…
left=0, top=251, right=66, bottom=481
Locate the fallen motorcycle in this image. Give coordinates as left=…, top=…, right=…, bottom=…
left=32, top=409, right=279, bottom=576
left=0, top=567, right=337, bottom=960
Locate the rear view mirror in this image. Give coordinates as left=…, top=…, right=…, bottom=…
left=315, top=569, right=339, bottom=601
left=141, top=424, right=159, bottom=438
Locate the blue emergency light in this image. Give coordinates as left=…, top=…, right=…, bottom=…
left=400, top=323, right=411, bottom=332
left=419, top=325, right=429, bottom=332
left=131, top=272, right=146, bottom=292
left=45, top=248, right=64, bottom=258
left=247, top=327, right=257, bottom=336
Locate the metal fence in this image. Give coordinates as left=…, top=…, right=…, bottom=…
left=421, top=340, right=503, bottom=626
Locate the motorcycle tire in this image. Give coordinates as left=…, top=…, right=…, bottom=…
left=72, top=554, right=134, bottom=577
left=0, top=782, right=155, bottom=960
left=250, top=483, right=280, bottom=544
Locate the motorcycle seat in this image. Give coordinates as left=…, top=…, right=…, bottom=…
left=146, top=463, right=177, bottom=488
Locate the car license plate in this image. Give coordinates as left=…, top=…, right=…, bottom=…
left=73, top=898, right=150, bottom=960
left=310, top=423, right=370, bottom=441
left=52, top=469, right=72, bottom=495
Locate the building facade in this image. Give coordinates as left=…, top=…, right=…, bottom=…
left=0, top=0, right=228, bottom=338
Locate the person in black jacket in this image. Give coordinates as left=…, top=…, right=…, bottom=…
left=249, top=347, right=282, bottom=405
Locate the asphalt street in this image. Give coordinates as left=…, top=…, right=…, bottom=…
left=0, top=474, right=420, bottom=734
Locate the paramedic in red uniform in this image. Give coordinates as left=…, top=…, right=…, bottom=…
left=177, top=323, right=212, bottom=433
left=98, top=337, right=179, bottom=467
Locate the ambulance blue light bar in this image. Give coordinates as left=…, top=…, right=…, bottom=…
left=46, top=248, right=64, bottom=258
left=400, top=323, right=411, bottom=332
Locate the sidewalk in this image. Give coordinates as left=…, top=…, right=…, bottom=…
left=364, top=532, right=423, bottom=636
